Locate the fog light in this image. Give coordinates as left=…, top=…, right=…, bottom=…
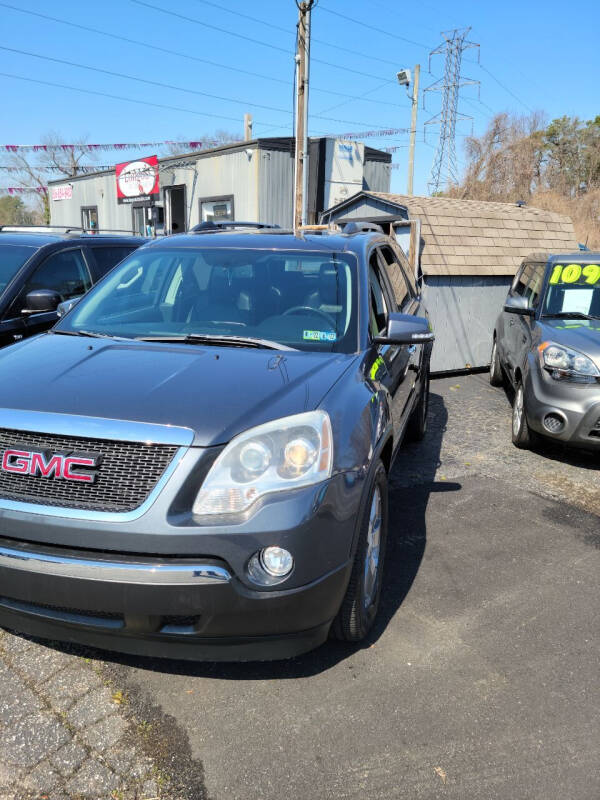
left=543, top=413, right=565, bottom=434
left=260, top=546, right=294, bottom=577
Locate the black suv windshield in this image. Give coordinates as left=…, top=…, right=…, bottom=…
left=0, top=243, right=37, bottom=294
left=56, top=247, right=359, bottom=352
left=542, top=262, right=600, bottom=319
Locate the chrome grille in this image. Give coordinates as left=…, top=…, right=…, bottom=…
left=0, top=428, right=178, bottom=512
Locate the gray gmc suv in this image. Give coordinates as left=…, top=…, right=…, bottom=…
left=0, top=226, right=433, bottom=661
left=491, top=252, right=600, bottom=449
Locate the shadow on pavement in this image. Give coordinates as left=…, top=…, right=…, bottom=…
left=15, top=393, right=460, bottom=680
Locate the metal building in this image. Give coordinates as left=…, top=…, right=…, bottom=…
left=48, top=138, right=391, bottom=236
left=321, top=191, right=578, bottom=372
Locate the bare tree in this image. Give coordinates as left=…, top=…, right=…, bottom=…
left=7, top=132, right=95, bottom=223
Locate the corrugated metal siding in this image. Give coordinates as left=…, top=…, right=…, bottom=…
left=424, top=276, right=512, bottom=372
left=50, top=148, right=261, bottom=231
left=363, top=160, right=391, bottom=193
left=50, top=173, right=125, bottom=231
left=259, top=148, right=294, bottom=227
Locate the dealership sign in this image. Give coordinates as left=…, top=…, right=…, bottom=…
left=51, top=185, right=73, bottom=201
left=115, top=155, right=160, bottom=204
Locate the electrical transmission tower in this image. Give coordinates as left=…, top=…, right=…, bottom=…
left=424, top=28, right=480, bottom=194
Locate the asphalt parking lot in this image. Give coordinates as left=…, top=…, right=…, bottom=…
left=1, top=373, right=598, bottom=799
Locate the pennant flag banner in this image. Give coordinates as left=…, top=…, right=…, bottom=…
left=336, top=128, right=408, bottom=140
left=0, top=165, right=114, bottom=172
left=1, top=141, right=208, bottom=153
left=0, top=187, right=47, bottom=194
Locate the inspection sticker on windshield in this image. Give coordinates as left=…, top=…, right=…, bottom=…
left=303, top=330, right=336, bottom=342
left=549, top=263, right=600, bottom=285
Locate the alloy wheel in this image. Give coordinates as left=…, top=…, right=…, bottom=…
left=363, top=486, right=382, bottom=609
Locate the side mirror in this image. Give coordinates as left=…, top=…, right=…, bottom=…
left=504, top=295, right=535, bottom=316
left=22, top=289, right=61, bottom=315
left=374, top=313, right=434, bottom=345
left=57, top=296, right=82, bottom=318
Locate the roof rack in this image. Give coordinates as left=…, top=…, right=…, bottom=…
left=191, top=221, right=281, bottom=233
left=342, top=221, right=384, bottom=234
left=297, top=223, right=342, bottom=234
left=0, top=225, right=142, bottom=237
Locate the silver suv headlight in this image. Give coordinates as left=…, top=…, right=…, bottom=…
left=193, top=410, right=333, bottom=517
left=539, top=341, right=600, bottom=382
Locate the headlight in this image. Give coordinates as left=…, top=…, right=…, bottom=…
left=538, top=341, right=600, bottom=382
left=193, top=410, right=333, bottom=517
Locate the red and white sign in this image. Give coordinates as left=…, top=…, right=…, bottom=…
left=1, top=449, right=101, bottom=484
left=51, top=185, right=73, bottom=201
left=115, top=155, right=160, bottom=204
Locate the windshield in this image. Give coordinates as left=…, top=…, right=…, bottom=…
left=0, top=243, right=37, bottom=295
left=56, top=247, right=359, bottom=352
left=542, top=262, right=600, bottom=319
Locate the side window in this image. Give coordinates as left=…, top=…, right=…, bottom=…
left=512, top=262, right=534, bottom=298
left=525, top=264, right=545, bottom=308
left=377, top=245, right=413, bottom=310
left=9, top=249, right=91, bottom=316
left=90, top=246, right=137, bottom=278
left=368, top=252, right=389, bottom=338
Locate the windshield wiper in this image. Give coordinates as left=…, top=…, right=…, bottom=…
left=136, top=334, right=295, bottom=351
left=542, top=312, right=599, bottom=320
left=54, top=330, right=132, bottom=341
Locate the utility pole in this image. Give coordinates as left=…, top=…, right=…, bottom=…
left=244, top=113, right=253, bottom=141
left=407, top=64, right=420, bottom=196
left=293, top=0, right=314, bottom=230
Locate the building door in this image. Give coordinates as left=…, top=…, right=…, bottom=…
left=165, top=185, right=187, bottom=234
left=81, top=206, right=99, bottom=233
left=132, top=205, right=150, bottom=236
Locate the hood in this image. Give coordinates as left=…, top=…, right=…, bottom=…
left=539, top=319, right=600, bottom=365
left=0, top=334, right=356, bottom=446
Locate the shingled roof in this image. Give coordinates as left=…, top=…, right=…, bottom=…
left=370, top=193, right=578, bottom=277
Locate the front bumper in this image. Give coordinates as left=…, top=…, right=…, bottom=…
left=0, top=535, right=350, bottom=660
left=0, top=467, right=365, bottom=660
left=524, top=359, right=600, bottom=448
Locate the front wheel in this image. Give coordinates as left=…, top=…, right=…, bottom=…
left=512, top=380, right=539, bottom=449
left=332, top=460, right=388, bottom=642
left=489, top=339, right=504, bottom=386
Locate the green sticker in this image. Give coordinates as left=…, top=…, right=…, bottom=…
left=303, top=329, right=337, bottom=342
left=549, top=263, right=600, bottom=286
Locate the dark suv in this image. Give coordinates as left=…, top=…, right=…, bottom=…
left=0, top=228, right=146, bottom=347
left=0, top=226, right=433, bottom=661
left=491, top=252, right=600, bottom=449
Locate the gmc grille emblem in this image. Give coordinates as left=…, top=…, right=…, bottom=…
left=0, top=448, right=102, bottom=484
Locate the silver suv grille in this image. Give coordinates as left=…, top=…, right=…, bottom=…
left=0, top=428, right=178, bottom=512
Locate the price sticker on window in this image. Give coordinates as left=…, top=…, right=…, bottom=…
left=548, top=263, right=600, bottom=286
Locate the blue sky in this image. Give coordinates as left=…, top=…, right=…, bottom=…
left=1, top=0, right=598, bottom=197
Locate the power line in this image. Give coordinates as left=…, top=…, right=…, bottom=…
left=131, top=0, right=393, bottom=82
left=187, top=0, right=402, bottom=68
left=0, top=71, right=263, bottom=126
left=0, top=45, right=391, bottom=128
left=479, top=64, right=534, bottom=113
left=316, top=2, right=431, bottom=49
left=0, top=3, right=398, bottom=110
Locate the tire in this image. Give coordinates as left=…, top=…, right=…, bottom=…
left=489, top=338, right=504, bottom=387
left=511, top=380, right=539, bottom=449
left=404, top=363, right=430, bottom=443
left=332, top=460, right=388, bottom=642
